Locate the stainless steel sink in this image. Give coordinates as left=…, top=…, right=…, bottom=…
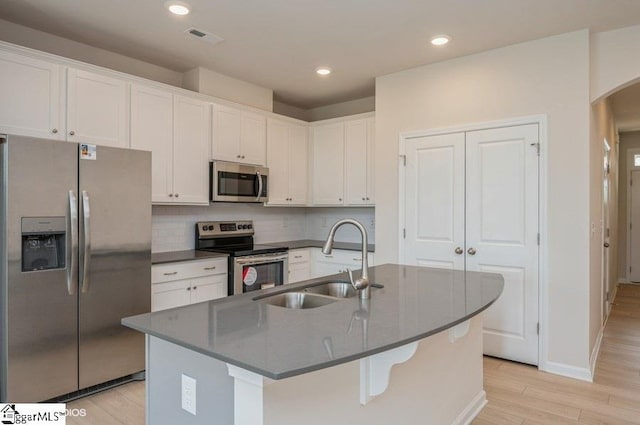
left=258, top=292, right=338, bottom=309
left=302, top=282, right=358, bottom=298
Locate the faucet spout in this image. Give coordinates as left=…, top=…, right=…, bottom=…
left=322, top=219, right=370, bottom=299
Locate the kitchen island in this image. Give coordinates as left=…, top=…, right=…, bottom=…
left=123, top=264, right=503, bottom=425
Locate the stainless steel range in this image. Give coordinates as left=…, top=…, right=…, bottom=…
left=195, top=221, right=288, bottom=296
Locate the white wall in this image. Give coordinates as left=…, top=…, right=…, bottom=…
left=152, top=205, right=375, bottom=252
left=272, top=101, right=311, bottom=121
left=375, top=31, right=591, bottom=371
left=0, top=18, right=183, bottom=87
left=589, top=98, right=619, bottom=356
left=183, top=67, right=273, bottom=112
left=591, top=25, right=640, bottom=102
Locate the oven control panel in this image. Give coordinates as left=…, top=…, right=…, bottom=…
left=197, top=220, right=254, bottom=238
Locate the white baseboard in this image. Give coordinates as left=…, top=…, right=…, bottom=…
left=617, top=278, right=632, bottom=284
left=540, top=361, right=593, bottom=382
left=452, top=390, right=487, bottom=425
left=590, top=325, right=605, bottom=378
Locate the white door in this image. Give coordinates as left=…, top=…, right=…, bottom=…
left=66, top=68, right=128, bottom=148
left=266, top=120, right=290, bottom=205
left=403, top=124, right=539, bottom=365
left=404, top=132, right=466, bottom=270
left=288, top=124, right=308, bottom=205
left=240, top=112, right=266, bottom=165
left=602, top=141, right=611, bottom=317
left=312, top=123, right=345, bottom=205
left=345, top=118, right=369, bottom=205
left=172, top=95, right=210, bottom=204
left=130, top=84, right=174, bottom=203
left=212, top=104, right=242, bottom=162
left=465, top=124, right=539, bottom=365
left=629, top=169, right=640, bottom=282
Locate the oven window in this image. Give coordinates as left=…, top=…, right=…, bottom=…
left=242, top=261, right=284, bottom=292
left=219, top=171, right=257, bottom=197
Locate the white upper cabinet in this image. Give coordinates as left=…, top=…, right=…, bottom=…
left=130, top=85, right=210, bottom=205
left=130, top=84, right=174, bottom=203
left=172, top=95, right=210, bottom=205
left=345, top=117, right=375, bottom=205
left=311, top=122, right=345, bottom=205
left=212, top=104, right=266, bottom=165
left=311, top=115, right=375, bottom=206
left=266, top=119, right=308, bottom=206
left=0, top=50, right=64, bottom=140
left=66, top=68, right=129, bottom=148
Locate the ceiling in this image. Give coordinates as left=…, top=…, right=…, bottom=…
left=1, top=1, right=640, bottom=109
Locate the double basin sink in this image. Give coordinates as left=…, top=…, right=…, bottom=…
left=254, top=281, right=382, bottom=309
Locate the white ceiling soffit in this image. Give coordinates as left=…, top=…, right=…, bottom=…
left=1, top=0, right=640, bottom=109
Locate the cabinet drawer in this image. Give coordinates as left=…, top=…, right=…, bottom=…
left=288, top=249, right=310, bottom=264
left=152, top=257, right=228, bottom=283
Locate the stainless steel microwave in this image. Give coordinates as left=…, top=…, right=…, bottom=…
left=210, top=161, right=269, bottom=203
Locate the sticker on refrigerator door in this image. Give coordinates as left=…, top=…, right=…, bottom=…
left=243, top=267, right=258, bottom=286
left=79, top=144, right=96, bottom=160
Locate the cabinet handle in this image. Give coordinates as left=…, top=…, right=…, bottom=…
left=294, top=255, right=303, bottom=259
left=242, top=155, right=245, bottom=159
left=163, top=272, right=178, bottom=276
left=193, top=286, right=197, bottom=290
left=187, top=287, right=191, bottom=291
left=237, top=155, right=241, bottom=158
left=338, top=198, right=342, bottom=202
left=52, top=128, right=58, bottom=134
left=203, top=266, right=216, bottom=270
left=353, top=258, right=362, bottom=261
left=175, top=194, right=179, bottom=198
left=366, top=197, right=370, bottom=201
left=69, top=130, right=75, bottom=136
left=362, top=197, right=365, bottom=201
left=168, top=194, right=174, bottom=197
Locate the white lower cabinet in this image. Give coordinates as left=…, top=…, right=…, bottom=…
left=287, top=249, right=310, bottom=284
left=151, top=257, right=228, bottom=312
left=310, top=248, right=375, bottom=279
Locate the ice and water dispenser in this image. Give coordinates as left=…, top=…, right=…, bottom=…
left=21, top=217, right=66, bottom=272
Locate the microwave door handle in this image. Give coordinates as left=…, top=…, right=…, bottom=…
left=255, top=171, right=263, bottom=201
left=80, top=190, right=91, bottom=293
left=68, top=190, right=78, bottom=295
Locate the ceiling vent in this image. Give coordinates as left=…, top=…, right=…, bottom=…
left=184, top=28, right=224, bottom=46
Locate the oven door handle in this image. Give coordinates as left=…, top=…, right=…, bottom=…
left=235, top=253, right=288, bottom=265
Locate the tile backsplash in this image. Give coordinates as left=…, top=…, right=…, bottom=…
left=152, top=204, right=375, bottom=252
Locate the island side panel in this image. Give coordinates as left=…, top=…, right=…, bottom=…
left=147, top=336, right=234, bottom=425
left=263, top=316, right=485, bottom=425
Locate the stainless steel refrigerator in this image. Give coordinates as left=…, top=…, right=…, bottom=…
left=0, top=134, right=151, bottom=402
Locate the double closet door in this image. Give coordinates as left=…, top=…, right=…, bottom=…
left=403, top=124, right=539, bottom=365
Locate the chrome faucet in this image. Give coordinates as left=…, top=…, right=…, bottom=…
left=322, top=219, right=370, bottom=299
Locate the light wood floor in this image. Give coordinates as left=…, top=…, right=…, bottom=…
left=67, top=284, right=640, bottom=425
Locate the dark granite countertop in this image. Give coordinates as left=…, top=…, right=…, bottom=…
left=152, top=250, right=228, bottom=265
left=265, top=239, right=375, bottom=252
left=123, top=264, right=503, bottom=380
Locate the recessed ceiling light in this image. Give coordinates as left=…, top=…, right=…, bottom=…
left=166, top=1, right=190, bottom=15
left=430, top=35, right=451, bottom=46
left=316, top=67, right=332, bottom=76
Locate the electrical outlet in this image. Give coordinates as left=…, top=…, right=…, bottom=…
left=182, top=374, right=197, bottom=415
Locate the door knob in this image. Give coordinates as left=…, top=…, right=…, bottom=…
left=69, top=130, right=75, bottom=136
left=454, top=247, right=463, bottom=255
left=604, top=242, right=610, bottom=248
left=467, top=247, right=477, bottom=255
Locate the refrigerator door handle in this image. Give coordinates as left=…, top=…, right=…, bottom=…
left=68, top=190, right=78, bottom=295
left=81, top=190, right=91, bottom=293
